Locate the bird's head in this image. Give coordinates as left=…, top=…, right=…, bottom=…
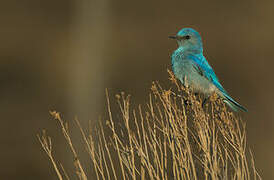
left=169, top=28, right=203, bottom=54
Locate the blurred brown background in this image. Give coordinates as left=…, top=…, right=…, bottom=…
left=1, top=0, right=273, bottom=179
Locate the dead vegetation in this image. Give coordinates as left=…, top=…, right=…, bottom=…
left=38, top=71, right=261, bottom=180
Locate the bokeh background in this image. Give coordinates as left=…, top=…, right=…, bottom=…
left=1, top=0, right=273, bottom=179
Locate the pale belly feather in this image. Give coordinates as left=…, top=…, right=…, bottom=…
left=173, top=60, right=218, bottom=96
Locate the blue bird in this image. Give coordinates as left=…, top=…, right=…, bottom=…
left=169, top=28, right=247, bottom=112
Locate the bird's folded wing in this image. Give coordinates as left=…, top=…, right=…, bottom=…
left=188, top=54, right=248, bottom=112
left=188, top=54, right=228, bottom=95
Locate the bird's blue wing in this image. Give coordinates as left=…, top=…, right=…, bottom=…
left=188, top=54, right=227, bottom=94
left=188, top=54, right=247, bottom=112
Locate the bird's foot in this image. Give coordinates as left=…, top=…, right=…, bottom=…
left=184, top=98, right=192, bottom=106
left=202, top=98, right=209, bottom=108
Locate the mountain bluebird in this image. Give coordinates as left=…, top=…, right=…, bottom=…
left=169, top=28, right=247, bottom=112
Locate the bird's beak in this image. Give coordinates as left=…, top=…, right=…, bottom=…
left=168, top=35, right=177, bottom=40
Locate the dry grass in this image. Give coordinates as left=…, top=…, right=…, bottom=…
left=38, top=70, right=261, bottom=180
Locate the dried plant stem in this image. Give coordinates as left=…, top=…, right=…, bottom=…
left=39, top=71, right=261, bottom=180
left=37, top=131, right=63, bottom=180
left=50, top=111, right=87, bottom=180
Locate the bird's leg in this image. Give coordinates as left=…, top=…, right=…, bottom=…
left=194, top=93, right=208, bottom=108
left=202, top=97, right=209, bottom=108
left=184, top=99, right=190, bottom=106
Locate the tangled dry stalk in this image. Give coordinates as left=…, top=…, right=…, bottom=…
left=38, top=71, right=261, bottom=180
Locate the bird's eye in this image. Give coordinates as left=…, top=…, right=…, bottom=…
left=185, top=35, right=190, bottom=40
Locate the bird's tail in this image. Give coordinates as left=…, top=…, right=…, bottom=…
left=222, top=93, right=248, bottom=112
